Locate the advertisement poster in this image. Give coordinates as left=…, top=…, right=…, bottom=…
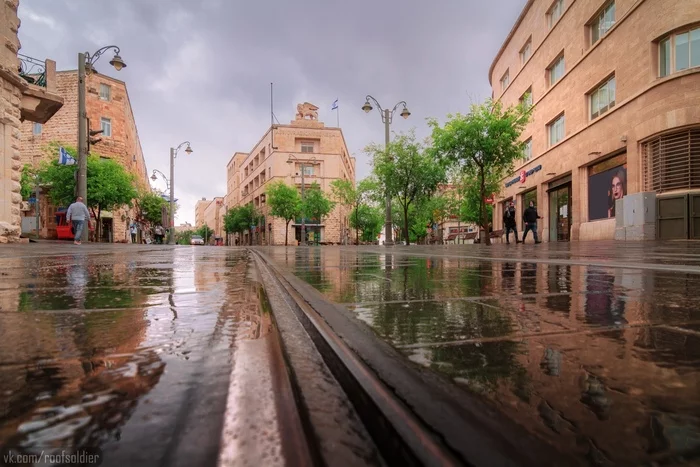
left=588, top=155, right=627, bottom=221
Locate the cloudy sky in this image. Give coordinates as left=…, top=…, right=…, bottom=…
left=18, top=0, right=526, bottom=224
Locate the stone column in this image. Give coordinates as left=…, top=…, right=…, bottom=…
left=0, top=0, right=23, bottom=243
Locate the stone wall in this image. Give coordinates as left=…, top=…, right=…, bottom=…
left=0, top=0, right=23, bottom=243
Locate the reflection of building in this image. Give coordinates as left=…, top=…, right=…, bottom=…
left=0, top=0, right=63, bottom=243
left=490, top=0, right=700, bottom=242
left=224, top=102, right=355, bottom=245
left=19, top=71, right=148, bottom=242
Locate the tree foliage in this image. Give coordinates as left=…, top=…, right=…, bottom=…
left=267, top=181, right=301, bottom=245
left=349, top=204, right=383, bottom=243
left=196, top=224, right=214, bottom=242
left=370, top=131, right=446, bottom=245
left=176, top=230, right=194, bottom=246
left=20, top=165, right=36, bottom=200
left=36, top=144, right=138, bottom=228
left=301, top=182, right=334, bottom=225
left=223, top=204, right=260, bottom=245
left=429, top=99, right=530, bottom=244
left=331, top=178, right=380, bottom=245
left=137, top=191, right=167, bottom=225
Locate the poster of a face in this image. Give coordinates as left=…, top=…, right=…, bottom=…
left=588, top=164, right=627, bottom=221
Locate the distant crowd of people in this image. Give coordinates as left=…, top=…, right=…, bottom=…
left=129, top=222, right=168, bottom=244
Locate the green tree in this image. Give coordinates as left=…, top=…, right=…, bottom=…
left=302, top=182, right=334, bottom=226
left=137, top=191, right=167, bottom=225
left=36, top=144, right=138, bottom=239
left=370, top=131, right=446, bottom=245
left=20, top=164, right=36, bottom=200
left=223, top=204, right=259, bottom=245
left=176, top=229, right=194, bottom=245
left=331, top=178, right=380, bottom=245
left=196, top=224, right=214, bottom=243
left=429, top=99, right=530, bottom=245
left=266, top=181, right=301, bottom=246
left=349, top=204, right=383, bottom=243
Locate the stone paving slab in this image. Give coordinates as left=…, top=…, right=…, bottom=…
left=261, top=241, right=700, bottom=465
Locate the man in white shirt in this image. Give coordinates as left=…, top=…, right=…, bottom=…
left=66, top=197, right=90, bottom=245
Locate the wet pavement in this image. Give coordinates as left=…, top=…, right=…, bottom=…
left=262, top=242, right=700, bottom=466
left=0, top=243, right=275, bottom=466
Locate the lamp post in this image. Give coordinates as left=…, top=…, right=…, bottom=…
left=169, top=142, right=194, bottom=244
left=362, top=96, right=410, bottom=246
left=77, top=46, right=126, bottom=242
left=287, top=154, right=316, bottom=246
left=150, top=169, right=170, bottom=190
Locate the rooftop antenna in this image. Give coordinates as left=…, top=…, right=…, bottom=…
left=271, top=82, right=279, bottom=150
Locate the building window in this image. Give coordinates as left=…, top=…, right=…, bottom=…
left=301, top=142, right=314, bottom=153
left=32, top=122, right=42, bottom=135
left=302, top=165, right=314, bottom=176
left=548, top=114, right=565, bottom=146
left=520, top=38, right=532, bottom=64
left=268, top=167, right=272, bottom=178
left=520, top=88, right=533, bottom=107
left=642, top=128, right=700, bottom=193
left=500, top=70, right=510, bottom=91
left=591, top=2, right=615, bottom=45
left=590, top=75, right=616, bottom=119
left=522, top=138, right=533, bottom=161
left=99, top=83, right=111, bottom=101
left=659, top=27, right=700, bottom=77
left=548, top=0, right=564, bottom=29
left=100, top=117, right=112, bottom=137
left=548, top=55, right=565, bottom=86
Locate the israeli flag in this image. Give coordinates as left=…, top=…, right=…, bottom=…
left=331, top=99, right=338, bottom=110
left=58, top=146, right=76, bottom=165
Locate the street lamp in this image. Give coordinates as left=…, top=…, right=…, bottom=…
left=169, top=142, right=194, bottom=244
left=77, top=45, right=126, bottom=242
left=287, top=154, right=316, bottom=246
left=150, top=169, right=170, bottom=190
left=362, top=95, right=410, bottom=245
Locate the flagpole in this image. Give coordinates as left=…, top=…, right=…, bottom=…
left=337, top=105, right=340, bottom=128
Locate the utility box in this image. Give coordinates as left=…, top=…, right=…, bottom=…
left=615, top=192, right=657, bottom=241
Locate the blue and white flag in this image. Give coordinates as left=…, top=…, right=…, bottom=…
left=58, top=146, right=76, bottom=165
left=331, top=99, right=338, bottom=110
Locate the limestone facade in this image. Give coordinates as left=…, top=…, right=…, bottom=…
left=19, top=71, right=147, bottom=242
left=224, top=104, right=356, bottom=245
left=195, top=196, right=224, bottom=241
left=490, top=0, right=700, bottom=242
left=0, top=0, right=62, bottom=243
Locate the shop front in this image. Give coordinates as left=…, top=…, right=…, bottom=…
left=548, top=175, right=572, bottom=242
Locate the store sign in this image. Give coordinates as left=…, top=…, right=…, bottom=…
left=484, top=194, right=496, bottom=204
left=505, top=164, right=542, bottom=188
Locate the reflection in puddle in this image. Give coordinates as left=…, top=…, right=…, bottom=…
left=266, top=246, right=700, bottom=464
left=0, top=248, right=268, bottom=463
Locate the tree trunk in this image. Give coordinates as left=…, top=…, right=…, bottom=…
left=285, top=219, right=290, bottom=246
left=403, top=204, right=410, bottom=246
left=479, top=168, right=490, bottom=246
left=355, top=202, right=359, bottom=246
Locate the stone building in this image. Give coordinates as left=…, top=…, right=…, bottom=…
left=195, top=196, right=224, bottom=242
left=0, top=0, right=63, bottom=243
left=225, top=103, right=356, bottom=245
left=490, top=0, right=700, bottom=242
left=19, top=70, right=148, bottom=242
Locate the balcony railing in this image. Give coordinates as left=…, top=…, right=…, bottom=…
left=18, top=54, right=47, bottom=87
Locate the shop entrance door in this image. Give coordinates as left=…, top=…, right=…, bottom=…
left=549, top=184, right=572, bottom=241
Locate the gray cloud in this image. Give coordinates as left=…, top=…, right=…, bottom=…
left=18, top=0, right=526, bottom=224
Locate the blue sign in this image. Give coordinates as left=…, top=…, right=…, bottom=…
left=505, top=164, right=542, bottom=188
left=58, top=147, right=76, bottom=166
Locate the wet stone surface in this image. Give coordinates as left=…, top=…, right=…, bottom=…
left=262, top=242, right=700, bottom=466
left=0, top=244, right=270, bottom=466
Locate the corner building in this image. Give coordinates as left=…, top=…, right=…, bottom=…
left=225, top=103, right=355, bottom=245
left=491, top=0, right=700, bottom=242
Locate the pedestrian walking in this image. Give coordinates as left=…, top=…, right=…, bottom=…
left=130, top=222, right=138, bottom=244
left=504, top=201, right=520, bottom=244
left=66, top=196, right=90, bottom=245
left=522, top=201, right=542, bottom=244
left=154, top=225, right=164, bottom=244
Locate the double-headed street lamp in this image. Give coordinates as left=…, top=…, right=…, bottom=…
left=77, top=46, right=127, bottom=241
left=362, top=96, right=410, bottom=246
left=287, top=154, right=316, bottom=246
left=169, top=142, right=194, bottom=244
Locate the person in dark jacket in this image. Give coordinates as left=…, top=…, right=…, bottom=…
left=522, top=200, right=542, bottom=244
left=503, top=201, right=520, bottom=244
